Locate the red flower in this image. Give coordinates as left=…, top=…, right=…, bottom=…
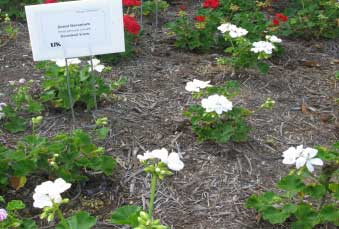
left=179, top=5, right=187, bottom=11
left=44, top=0, right=58, bottom=3
left=123, top=0, right=141, bottom=7
left=123, top=15, right=141, bottom=35
left=273, top=18, right=280, bottom=26
left=203, top=0, right=219, bottom=9
left=195, top=16, right=206, bottom=22
left=276, top=13, right=288, bottom=22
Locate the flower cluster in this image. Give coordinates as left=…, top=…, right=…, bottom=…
left=201, top=94, right=233, bottom=115
left=88, top=58, right=105, bottom=73
left=52, top=58, right=81, bottom=68
left=195, top=15, right=206, bottom=22
left=203, top=0, right=220, bottom=9
left=250, top=41, right=275, bottom=55
left=33, top=178, right=71, bottom=208
left=123, top=15, right=141, bottom=35
left=217, top=23, right=248, bottom=38
left=265, top=35, right=282, bottom=43
left=8, top=78, right=26, bottom=86
left=282, top=145, right=323, bottom=172
left=137, top=148, right=184, bottom=171
left=123, top=0, right=141, bottom=7
left=273, top=13, right=288, bottom=26
left=185, top=79, right=211, bottom=92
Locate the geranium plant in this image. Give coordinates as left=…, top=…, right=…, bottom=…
left=277, top=0, right=339, bottom=39
left=111, top=148, right=184, bottom=228
left=247, top=143, right=339, bottom=228
left=184, top=80, right=251, bottom=143
left=33, top=178, right=96, bottom=229
left=37, top=58, right=113, bottom=110
left=0, top=128, right=116, bottom=189
left=217, top=23, right=283, bottom=74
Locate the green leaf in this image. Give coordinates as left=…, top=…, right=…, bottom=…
left=319, top=204, right=339, bottom=224
left=303, top=184, right=326, bottom=199
left=278, top=175, right=305, bottom=193
left=56, top=211, right=96, bottom=229
left=7, top=200, right=25, bottom=211
left=21, top=219, right=38, bottom=229
left=293, top=203, right=320, bottom=229
left=111, top=205, right=141, bottom=227
left=257, top=62, right=270, bottom=74
left=262, top=206, right=293, bottom=224
left=4, top=117, right=27, bottom=133
left=329, top=183, right=339, bottom=200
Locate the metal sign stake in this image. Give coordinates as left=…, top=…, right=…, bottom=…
left=89, top=55, right=98, bottom=111
left=65, top=58, right=76, bottom=122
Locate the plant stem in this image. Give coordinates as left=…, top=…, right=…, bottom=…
left=56, top=207, right=69, bottom=229
left=148, top=174, right=158, bottom=218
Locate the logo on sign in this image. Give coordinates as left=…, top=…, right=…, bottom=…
left=50, top=42, right=61, bottom=47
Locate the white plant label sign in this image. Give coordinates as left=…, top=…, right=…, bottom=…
left=25, top=0, right=125, bottom=61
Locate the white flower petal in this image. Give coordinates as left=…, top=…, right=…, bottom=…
left=167, top=152, right=184, bottom=171
left=33, top=193, right=53, bottom=208
left=53, top=178, right=71, bottom=193
left=306, top=161, right=314, bottom=173
left=295, top=157, right=306, bottom=169
left=309, top=158, right=323, bottom=166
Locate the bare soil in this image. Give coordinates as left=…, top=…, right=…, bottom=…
left=0, top=2, right=339, bottom=229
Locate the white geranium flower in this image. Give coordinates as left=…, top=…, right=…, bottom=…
left=229, top=27, right=248, bottom=38
left=282, top=145, right=323, bottom=173
left=265, top=35, right=282, bottom=43
left=185, top=79, right=211, bottom=92
left=296, top=148, right=323, bottom=172
left=33, top=178, right=71, bottom=209
left=8, top=81, right=15, bottom=86
left=282, top=145, right=304, bottom=165
left=166, top=152, right=184, bottom=171
left=251, top=41, right=275, bottom=55
left=137, top=148, right=169, bottom=162
left=137, top=148, right=184, bottom=171
left=201, top=94, right=233, bottom=115
left=18, top=78, right=26, bottom=84
left=217, top=23, right=237, bottom=33
left=217, top=23, right=248, bottom=38
left=88, top=58, right=105, bottom=73
left=53, top=58, right=81, bottom=67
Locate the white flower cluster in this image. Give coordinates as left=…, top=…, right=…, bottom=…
left=137, top=148, right=184, bottom=171
left=250, top=41, right=276, bottom=55
left=52, top=58, right=105, bottom=73
left=251, top=35, right=281, bottom=55
left=185, top=79, right=211, bottom=92
left=282, top=145, right=323, bottom=173
left=185, top=80, right=233, bottom=115
left=202, top=94, right=233, bottom=115
left=265, top=35, right=282, bottom=43
left=33, top=178, right=71, bottom=208
left=88, top=58, right=105, bottom=73
left=217, top=23, right=248, bottom=38
left=53, top=58, right=81, bottom=67
left=0, top=103, right=7, bottom=119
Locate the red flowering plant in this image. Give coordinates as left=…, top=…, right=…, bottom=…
left=166, top=5, right=219, bottom=50
left=167, top=0, right=274, bottom=51
left=275, top=0, right=339, bottom=39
